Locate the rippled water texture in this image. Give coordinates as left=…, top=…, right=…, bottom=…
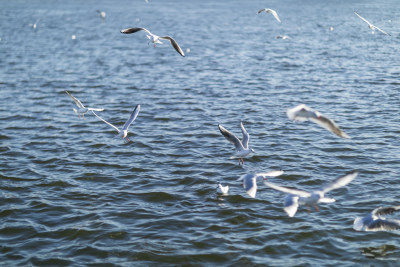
left=1, top=0, right=400, bottom=266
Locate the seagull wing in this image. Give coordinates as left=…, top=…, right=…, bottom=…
left=122, top=104, right=140, bottom=131
left=372, top=206, right=400, bottom=217
left=374, top=25, right=390, bottom=36
left=368, top=219, right=400, bottom=231
left=354, top=12, right=373, bottom=27
left=120, top=27, right=152, bottom=35
left=256, top=170, right=284, bottom=178
left=240, top=121, right=250, bottom=149
left=270, top=10, right=281, bottom=23
left=309, top=114, right=350, bottom=138
left=159, top=36, right=185, bottom=57
left=319, top=171, right=358, bottom=194
left=87, top=108, right=104, bottom=111
left=92, top=111, right=120, bottom=133
left=264, top=181, right=311, bottom=197
left=66, top=91, right=85, bottom=108
left=257, top=8, right=267, bottom=14
left=218, top=124, right=245, bottom=151
left=284, top=194, right=299, bottom=217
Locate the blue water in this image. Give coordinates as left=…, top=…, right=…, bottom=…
left=1, top=0, right=400, bottom=265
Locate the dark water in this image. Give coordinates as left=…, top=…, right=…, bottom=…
left=1, top=0, right=400, bottom=265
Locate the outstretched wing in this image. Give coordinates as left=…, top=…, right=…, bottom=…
left=264, top=181, right=310, bottom=197
left=372, top=206, right=400, bottom=217
left=284, top=194, right=299, bottom=217
left=256, top=170, right=284, bottom=178
left=122, top=104, right=140, bottom=131
left=309, top=114, right=350, bottom=138
left=374, top=25, right=390, bottom=36
left=270, top=10, right=281, bottom=23
left=66, top=91, right=85, bottom=108
left=257, top=8, right=267, bottom=14
left=240, top=121, right=250, bottom=149
left=320, top=171, right=358, bottom=193
left=218, top=124, right=244, bottom=151
left=159, top=36, right=185, bottom=57
left=92, top=111, right=120, bottom=133
left=367, top=219, right=400, bottom=231
left=354, top=12, right=372, bottom=26
left=120, top=27, right=152, bottom=35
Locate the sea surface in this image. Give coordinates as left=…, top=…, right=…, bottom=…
left=1, top=0, right=400, bottom=266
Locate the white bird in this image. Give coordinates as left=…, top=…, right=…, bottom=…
left=257, top=8, right=281, bottom=23
left=354, top=206, right=400, bottom=232
left=354, top=11, right=390, bottom=36
left=96, top=10, right=106, bottom=20
left=218, top=122, right=254, bottom=165
left=92, top=105, right=140, bottom=143
left=287, top=104, right=350, bottom=139
left=120, top=27, right=185, bottom=57
left=276, top=35, right=290, bottom=40
left=238, top=170, right=284, bottom=198
left=29, top=19, right=40, bottom=29
left=217, top=184, right=229, bottom=195
left=264, top=171, right=358, bottom=217
left=65, top=91, right=104, bottom=120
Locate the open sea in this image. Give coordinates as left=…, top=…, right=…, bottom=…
left=1, top=0, right=400, bottom=266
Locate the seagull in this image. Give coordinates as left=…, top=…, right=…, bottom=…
left=29, top=19, right=40, bottom=29
left=287, top=104, right=350, bottom=139
left=96, top=10, right=106, bottom=20
left=120, top=27, right=185, bottom=57
left=264, top=171, right=358, bottom=217
left=257, top=8, right=281, bottom=23
left=218, top=122, right=254, bottom=165
left=217, top=184, right=229, bottom=195
left=354, top=206, right=400, bottom=232
left=276, top=35, right=290, bottom=40
left=92, top=104, right=140, bottom=143
left=238, top=171, right=284, bottom=198
left=65, top=91, right=104, bottom=120
left=354, top=11, right=390, bottom=36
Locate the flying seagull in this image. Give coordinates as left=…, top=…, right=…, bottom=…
left=29, top=19, right=40, bottom=29
left=218, top=122, right=254, bottom=165
left=120, top=27, right=185, bottom=57
left=264, top=171, right=358, bottom=217
left=257, top=8, right=281, bottom=23
left=92, top=104, right=140, bottom=143
left=287, top=104, right=350, bottom=139
left=238, top=171, right=284, bottom=198
left=217, top=184, right=229, bottom=195
left=96, top=10, right=106, bottom=20
left=354, top=11, right=390, bottom=36
left=354, top=206, right=400, bottom=231
left=65, top=91, right=104, bottom=120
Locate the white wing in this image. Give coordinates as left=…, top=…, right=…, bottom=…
left=319, top=171, right=358, bottom=194
left=240, top=121, right=250, bottom=149
left=354, top=12, right=373, bottom=27
left=122, top=104, right=140, bottom=131
left=264, top=181, right=311, bottom=198
left=120, top=27, right=153, bottom=36
left=87, top=108, right=104, bottom=111
left=92, top=111, right=120, bottom=133
left=270, top=10, right=281, bottom=23
left=309, top=115, right=350, bottom=139
left=374, top=25, right=390, bottom=36
left=256, top=170, right=284, bottom=178
left=219, top=124, right=245, bottom=151
left=284, top=194, right=299, bottom=217
left=159, top=36, right=185, bottom=57
left=66, top=91, right=85, bottom=108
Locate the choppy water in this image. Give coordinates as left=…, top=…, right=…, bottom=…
left=1, top=0, right=400, bottom=266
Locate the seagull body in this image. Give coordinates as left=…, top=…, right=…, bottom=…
left=65, top=91, right=104, bottom=120
left=257, top=8, right=281, bottom=23
left=120, top=27, right=185, bottom=57
left=92, top=105, right=140, bottom=143
left=354, top=206, right=400, bottom=231
left=96, top=10, right=106, bottom=20
left=217, top=184, right=229, bottom=195
left=218, top=122, right=254, bottom=165
left=354, top=12, right=390, bottom=36
left=238, top=171, right=284, bottom=198
left=264, top=171, right=358, bottom=217
left=287, top=104, right=350, bottom=139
